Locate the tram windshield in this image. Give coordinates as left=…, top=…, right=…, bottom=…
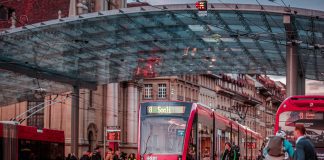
left=278, top=111, right=324, bottom=147
left=140, top=116, right=187, bottom=155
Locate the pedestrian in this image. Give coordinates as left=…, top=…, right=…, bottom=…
left=128, top=153, right=136, bottom=160
left=80, top=151, right=91, bottom=160
left=67, top=153, right=78, bottom=160
left=113, top=150, right=121, bottom=160
left=276, top=130, right=294, bottom=159
left=105, top=148, right=113, bottom=160
left=293, top=124, right=317, bottom=160
left=66, top=153, right=72, bottom=160
left=263, top=134, right=285, bottom=160
left=91, top=146, right=102, bottom=160
left=120, top=152, right=127, bottom=160
left=221, top=142, right=238, bottom=160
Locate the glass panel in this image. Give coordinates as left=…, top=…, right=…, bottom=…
left=140, top=117, right=187, bottom=154
left=198, top=123, right=213, bottom=160
left=19, top=140, right=64, bottom=160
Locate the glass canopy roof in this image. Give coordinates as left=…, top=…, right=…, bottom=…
left=0, top=3, right=323, bottom=105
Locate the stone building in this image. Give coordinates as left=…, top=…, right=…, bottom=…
left=0, top=74, right=285, bottom=156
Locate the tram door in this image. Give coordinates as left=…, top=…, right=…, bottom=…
left=197, top=110, right=213, bottom=160
left=214, top=117, right=227, bottom=160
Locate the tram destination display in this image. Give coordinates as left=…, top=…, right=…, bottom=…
left=147, top=106, right=185, bottom=114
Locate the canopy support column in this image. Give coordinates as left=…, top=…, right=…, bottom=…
left=284, top=15, right=305, bottom=96
left=71, top=86, right=80, bottom=156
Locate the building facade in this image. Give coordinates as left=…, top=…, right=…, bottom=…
left=0, top=74, right=285, bottom=156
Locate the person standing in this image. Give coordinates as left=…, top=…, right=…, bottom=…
left=221, top=142, right=238, bottom=160
left=105, top=148, right=114, bottom=160
left=80, top=151, right=91, bottom=160
left=113, top=150, right=121, bottom=160
left=293, top=124, right=317, bottom=160
left=91, top=146, right=102, bottom=160
left=127, top=153, right=136, bottom=160
left=276, top=130, right=294, bottom=159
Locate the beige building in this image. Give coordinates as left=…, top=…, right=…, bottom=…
left=0, top=74, right=285, bottom=156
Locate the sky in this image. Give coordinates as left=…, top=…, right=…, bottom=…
left=128, top=0, right=324, bottom=95
left=128, top=0, right=324, bottom=11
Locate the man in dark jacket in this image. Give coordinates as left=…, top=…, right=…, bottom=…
left=221, top=142, right=238, bottom=160
left=92, top=146, right=102, bottom=160
left=293, top=124, right=318, bottom=160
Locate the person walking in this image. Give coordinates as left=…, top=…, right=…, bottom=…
left=105, top=148, right=114, bottom=160
left=113, top=150, right=121, bottom=160
left=221, top=142, right=238, bottom=160
left=127, top=153, right=136, bottom=160
left=80, top=151, right=91, bottom=160
left=91, top=146, right=102, bottom=160
left=293, top=124, right=317, bottom=160
left=263, top=130, right=294, bottom=160
left=276, top=130, right=294, bottom=159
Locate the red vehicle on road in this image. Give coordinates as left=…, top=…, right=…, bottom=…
left=0, top=121, right=65, bottom=160
left=275, top=96, right=324, bottom=159
left=138, top=101, right=261, bottom=160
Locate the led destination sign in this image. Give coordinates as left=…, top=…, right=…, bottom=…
left=147, top=106, right=185, bottom=114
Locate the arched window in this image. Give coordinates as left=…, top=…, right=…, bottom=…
left=0, top=5, right=8, bottom=20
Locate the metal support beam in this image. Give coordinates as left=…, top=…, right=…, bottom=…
left=71, top=86, right=80, bottom=156
left=284, top=15, right=305, bottom=96
left=286, top=44, right=305, bottom=96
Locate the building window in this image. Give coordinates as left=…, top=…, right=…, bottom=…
left=158, top=84, right=167, bottom=98
left=27, top=100, right=44, bottom=129
left=144, top=84, right=153, bottom=99
left=86, top=0, right=96, bottom=13
left=0, top=6, right=8, bottom=20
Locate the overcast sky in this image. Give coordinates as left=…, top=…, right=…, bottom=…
left=128, top=0, right=324, bottom=11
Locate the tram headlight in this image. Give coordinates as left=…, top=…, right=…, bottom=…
left=178, top=155, right=182, bottom=160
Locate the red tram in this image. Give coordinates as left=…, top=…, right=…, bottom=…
left=275, top=96, right=324, bottom=159
left=138, top=101, right=261, bottom=160
left=0, top=121, right=65, bottom=160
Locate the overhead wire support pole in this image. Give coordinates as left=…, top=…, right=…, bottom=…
left=71, top=86, right=80, bottom=157
left=284, top=14, right=305, bottom=96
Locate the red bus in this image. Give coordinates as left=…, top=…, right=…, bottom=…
left=275, top=96, right=324, bottom=159
left=0, top=121, right=65, bottom=160
left=138, top=101, right=261, bottom=160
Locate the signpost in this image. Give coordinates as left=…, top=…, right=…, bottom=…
left=104, top=126, right=121, bottom=158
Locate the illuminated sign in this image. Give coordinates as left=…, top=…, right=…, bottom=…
left=195, top=1, right=208, bottom=11
left=147, top=106, right=185, bottom=114
left=106, top=131, right=121, bottom=142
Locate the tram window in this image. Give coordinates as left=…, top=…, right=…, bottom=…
left=140, top=117, right=187, bottom=154
left=18, top=140, right=64, bottom=160
left=187, top=117, right=197, bottom=160
left=198, top=123, right=213, bottom=160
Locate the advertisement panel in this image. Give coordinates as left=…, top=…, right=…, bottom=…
left=279, top=111, right=324, bottom=159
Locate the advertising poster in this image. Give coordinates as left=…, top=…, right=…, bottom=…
left=279, top=111, right=324, bottom=159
